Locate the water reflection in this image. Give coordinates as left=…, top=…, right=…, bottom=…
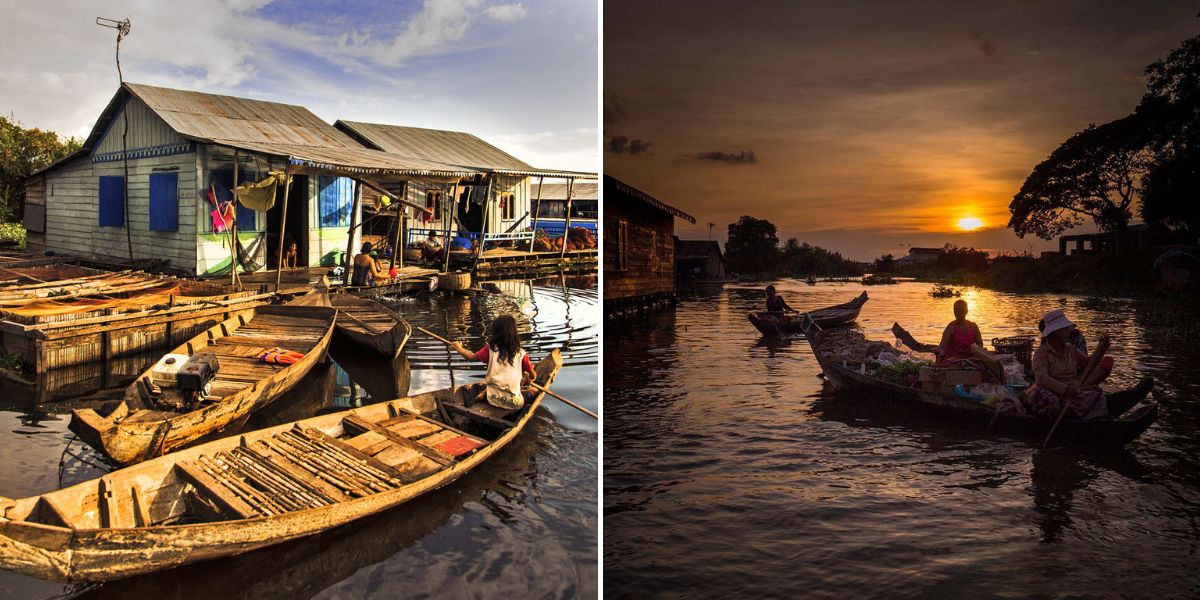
left=605, top=280, right=1200, bottom=598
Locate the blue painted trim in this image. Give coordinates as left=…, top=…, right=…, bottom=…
left=93, top=142, right=195, bottom=163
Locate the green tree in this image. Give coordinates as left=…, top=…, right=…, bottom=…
left=1008, top=116, right=1149, bottom=239
left=873, top=253, right=896, bottom=273
left=0, top=115, right=82, bottom=221
left=725, top=216, right=779, bottom=275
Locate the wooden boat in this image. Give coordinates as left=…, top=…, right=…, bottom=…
left=330, top=293, right=411, bottom=360
left=68, top=304, right=337, bottom=465
left=747, top=291, right=868, bottom=336
left=800, top=316, right=1158, bottom=445
left=0, top=349, right=562, bottom=583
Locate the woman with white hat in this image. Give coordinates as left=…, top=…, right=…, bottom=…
left=1025, top=309, right=1112, bottom=420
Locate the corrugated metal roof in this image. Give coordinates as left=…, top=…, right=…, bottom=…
left=336, top=120, right=532, bottom=170
left=605, top=175, right=696, bottom=224
left=532, top=182, right=598, bottom=200
left=126, top=83, right=357, bottom=148
left=216, top=141, right=477, bottom=178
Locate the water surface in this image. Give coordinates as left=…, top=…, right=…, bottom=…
left=605, top=280, right=1200, bottom=599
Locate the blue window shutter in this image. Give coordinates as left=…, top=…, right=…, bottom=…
left=235, top=203, right=257, bottom=231
left=148, top=172, right=179, bottom=231
left=319, top=176, right=353, bottom=227
left=98, top=176, right=124, bottom=227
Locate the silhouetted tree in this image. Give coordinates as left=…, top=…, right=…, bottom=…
left=0, top=116, right=82, bottom=221
left=1008, top=116, right=1149, bottom=239
left=937, top=244, right=990, bottom=272
left=725, top=216, right=779, bottom=274
left=873, top=253, right=896, bottom=273
left=1137, top=34, right=1200, bottom=232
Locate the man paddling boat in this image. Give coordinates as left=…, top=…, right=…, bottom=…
left=765, top=285, right=797, bottom=314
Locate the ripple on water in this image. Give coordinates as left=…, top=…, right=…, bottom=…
left=605, top=281, right=1200, bottom=599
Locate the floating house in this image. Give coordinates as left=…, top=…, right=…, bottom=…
left=604, top=176, right=695, bottom=317
left=26, top=83, right=593, bottom=279
left=530, top=181, right=598, bottom=237
left=675, top=239, right=726, bottom=281
left=334, top=121, right=592, bottom=255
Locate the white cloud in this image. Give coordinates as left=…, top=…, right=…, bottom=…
left=485, top=3, right=527, bottom=22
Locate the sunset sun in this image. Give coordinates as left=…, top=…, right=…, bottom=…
left=957, top=217, right=983, bottom=231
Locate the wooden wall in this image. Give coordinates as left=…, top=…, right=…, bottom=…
left=400, top=175, right=530, bottom=242
left=23, top=173, right=46, bottom=252
left=604, top=193, right=675, bottom=303
left=44, top=151, right=200, bottom=272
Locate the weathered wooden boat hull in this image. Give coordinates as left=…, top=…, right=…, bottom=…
left=803, top=322, right=1158, bottom=445
left=330, top=294, right=411, bottom=360
left=0, top=351, right=562, bottom=583
left=748, top=291, right=868, bottom=336
left=68, top=305, right=336, bottom=465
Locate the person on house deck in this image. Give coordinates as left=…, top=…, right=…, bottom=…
left=937, top=299, right=983, bottom=363
left=449, top=315, right=538, bottom=410
left=417, top=232, right=443, bottom=262
left=282, top=235, right=298, bottom=270
left=1025, top=309, right=1115, bottom=420
left=351, top=242, right=387, bottom=286
left=765, top=285, right=795, bottom=313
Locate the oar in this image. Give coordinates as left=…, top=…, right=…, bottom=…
left=414, top=326, right=597, bottom=419
left=1042, top=336, right=1110, bottom=447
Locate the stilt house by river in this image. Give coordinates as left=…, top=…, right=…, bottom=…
left=24, top=83, right=589, bottom=278
left=604, top=176, right=695, bottom=317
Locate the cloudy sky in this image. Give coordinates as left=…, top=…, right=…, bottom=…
left=1, top=0, right=597, bottom=171
left=605, top=1, right=1198, bottom=260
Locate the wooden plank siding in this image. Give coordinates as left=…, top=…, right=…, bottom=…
left=93, top=97, right=185, bottom=156
left=23, top=173, right=47, bottom=252
left=44, top=151, right=200, bottom=272
left=400, top=175, right=530, bottom=243
left=604, top=195, right=676, bottom=303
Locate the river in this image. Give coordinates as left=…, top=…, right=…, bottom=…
left=0, top=277, right=597, bottom=599
left=604, top=279, right=1200, bottom=599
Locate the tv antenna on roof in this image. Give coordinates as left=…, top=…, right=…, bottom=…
left=96, top=16, right=135, bottom=262
left=95, top=17, right=131, bottom=83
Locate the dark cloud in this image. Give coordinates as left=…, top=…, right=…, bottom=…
left=695, top=150, right=758, bottom=164
left=973, top=32, right=997, bottom=58
left=607, top=136, right=651, bottom=155
left=603, top=92, right=629, bottom=134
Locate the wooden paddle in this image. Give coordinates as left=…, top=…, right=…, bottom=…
left=414, top=326, right=597, bottom=419
left=1042, top=335, right=1110, bottom=447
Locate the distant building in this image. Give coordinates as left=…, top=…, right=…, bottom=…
left=1057, top=224, right=1186, bottom=256
left=604, top=176, right=696, bottom=317
left=895, top=247, right=943, bottom=267
left=675, top=239, right=726, bottom=281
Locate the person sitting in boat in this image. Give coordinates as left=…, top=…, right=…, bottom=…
left=765, top=285, right=796, bottom=313
left=351, top=242, right=387, bottom=287
left=937, top=299, right=983, bottom=363
left=1038, top=316, right=1087, bottom=354
left=1025, top=309, right=1114, bottom=420
left=449, top=315, right=537, bottom=410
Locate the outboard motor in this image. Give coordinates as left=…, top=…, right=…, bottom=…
left=151, top=351, right=220, bottom=411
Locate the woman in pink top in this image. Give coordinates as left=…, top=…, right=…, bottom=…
left=937, top=299, right=983, bottom=363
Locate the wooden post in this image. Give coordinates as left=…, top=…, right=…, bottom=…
left=441, top=183, right=458, bottom=274
left=528, top=175, right=544, bottom=253
left=344, top=179, right=362, bottom=285
left=559, top=178, right=574, bottom=258
left=472, top=177, right=494, bottom=273
left=391, top=183, right=406, bottom=271
left=230, top=150, right=241, bottom=288
left=274, top=169, right=292, bottom=292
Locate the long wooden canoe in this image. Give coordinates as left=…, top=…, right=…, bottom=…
left=330, top=293, right=411, bottom=360
left=800, top=315, right=1158, bottom=445
left=748, top=291, right=868, bottom=336
left=68, top=305, right=337, bottom=465
left=0, top=349, right=562, bottom=583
